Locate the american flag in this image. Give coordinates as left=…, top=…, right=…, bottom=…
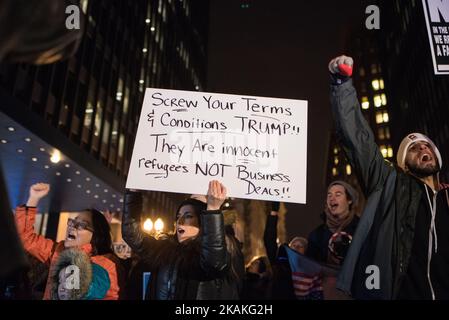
left=291, top=271, right=323, bottom=300
left=285, top=245, right=338, bottom=300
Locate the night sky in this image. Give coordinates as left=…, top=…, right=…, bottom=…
left=207, top=0, right=368, bottom=239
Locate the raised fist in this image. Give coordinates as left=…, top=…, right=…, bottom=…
left=328, top=55, right=354, bottom=77
left=27, top=183, right=50, bottom=207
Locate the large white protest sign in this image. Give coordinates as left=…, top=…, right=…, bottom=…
left=423, top=0, right=449, bottom=74
left=126, top=88, right=308, bottom=204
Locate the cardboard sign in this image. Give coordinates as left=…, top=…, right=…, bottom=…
left=126, top=88, right=308, bottom=204
left=423, top=0, right=449, bottom=74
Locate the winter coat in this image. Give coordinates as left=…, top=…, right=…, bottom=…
left=49, top=248, right=111, bottom=300
left=15, top=206, right=120, bottom=299
left=307, top=216, right=359, bottom=265
left=330, top=80, right=449, bottom=299
left=122, top=191, right=238, bottom=300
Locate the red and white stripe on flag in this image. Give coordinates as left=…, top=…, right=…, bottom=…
left=292, top=272, right=323, bottom=297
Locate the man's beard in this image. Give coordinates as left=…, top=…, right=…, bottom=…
left=406, top=161, right=439, bottom=178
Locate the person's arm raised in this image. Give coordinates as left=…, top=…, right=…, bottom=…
left=329, top=55, right=393, bottom=195
left=15, top=183, right=55, bottom=263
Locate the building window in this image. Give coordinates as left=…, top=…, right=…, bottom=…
left=378, top=127, right=390, bottom=140
left=378, top=127, right=385, bottom=140
left=332, top=167, right=338, bottom=176
left=371, top=63, right=378, bottom=74
left=380, top=145, right=394, bottom=158
left=372, top=78, right=384, bottom=91
left=376, top=111, right=389, bottom=124
left=381, top=93, right=387, bottom=106
left=359, top=67, right=365, bottom=77
left=80, top=0, right=89, bottom=14
left=346, top=164, right=352, bottom=176
left=374, top=95, right=382, bottom=107
left=380, top=145, right=388, bottom=158
left=388, top=146, right=394, bottom=158
left=361, top=96, right=370, bottom=110
left=116, top=78, right=123, bottom=101
left=333, top=147, right=339, bottom=155
left=118, top=133, right=125, bottom=158
left=334, top=156, right=339, bottom=165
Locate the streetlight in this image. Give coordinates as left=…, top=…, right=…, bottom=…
left=50, top=150, right=61, bottom=163
left=143, top=218, right=153, bottom=233
left=154, top=218, right=164, bottom=233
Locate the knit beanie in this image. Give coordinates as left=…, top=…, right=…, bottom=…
left=396, top=133, right=442, bottom=171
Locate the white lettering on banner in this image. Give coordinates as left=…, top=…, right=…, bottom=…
left=428, top=0, right=449, bottom=22
left=423, top=0, right=449, bottom=74
left=126, top=88, right=308, bottom=204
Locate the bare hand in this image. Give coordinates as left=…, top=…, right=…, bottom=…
left=328, top=55, right=354, bottom=75
left=27, top=183, right=50, bottom=207
left=206, top=180, right=227, bottom=211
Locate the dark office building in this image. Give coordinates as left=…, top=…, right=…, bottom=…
left=0, top=0, right=210, bottom=239
left=378, top=0, right=449, bottom=181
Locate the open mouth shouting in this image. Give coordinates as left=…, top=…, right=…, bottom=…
left=329, top=202, right=340, bottom=213
left=177, top=226, right=185, bottom=236
left=420, top=153, right=433, bottom=163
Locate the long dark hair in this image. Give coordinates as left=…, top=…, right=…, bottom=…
left=89, top=209, right=114, bottom=256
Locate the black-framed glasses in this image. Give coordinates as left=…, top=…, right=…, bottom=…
left=67, top=218, right=94, bottom=232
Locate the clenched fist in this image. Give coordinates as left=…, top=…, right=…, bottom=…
left=206, top=180, right=227, bottom=211
left=328, top=55, right=354, bottom=77
left=27, top=183, right=50, bottom=207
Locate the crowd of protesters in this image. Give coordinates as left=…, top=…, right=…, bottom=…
left=1, top=55, right=449, bottom=301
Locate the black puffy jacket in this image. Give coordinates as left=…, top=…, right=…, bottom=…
left=122, top=191, right=239, bottom=300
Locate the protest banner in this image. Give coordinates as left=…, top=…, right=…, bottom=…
left=423, top=0, right=449, bottom=74
left=126, top=88, right=308, bottom=204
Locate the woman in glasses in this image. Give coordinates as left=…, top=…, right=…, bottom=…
left=14, top=183, right=121, bottom=300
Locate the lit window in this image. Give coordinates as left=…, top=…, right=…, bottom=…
left=376, top=112, right=383, bottom=124
left=118, top=134, right=125, bottom=158
left=388, top=147, right=394, bottom=158
left=374, top=95, right=382, bottom=107
left=346, top=164, right=352, bottom=175
left=372, top=79, right=380, bottom=91
left=80, top=0, right=89, bottom=14
left=334, top=157, right=339, bottom=165
left=380, top=145, right=388, bottom=158
left=379, top=79, right=385, bottom=89
left=116, top=78, right=123, bottom=102
left=385, top=127, right=391, bottom=139
left=381, top=93, right=387, bottom=106
left=376, top=111, right=389, bottom=124
left=361, top=96, right=370, bottom=110
left=332, top=167, right=338, bottom=176
left=333, top=147, right=338, bottom=155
